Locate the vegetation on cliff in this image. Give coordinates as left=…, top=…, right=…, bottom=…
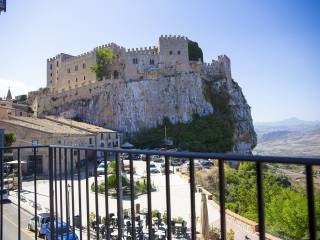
left=131, top=83, right=235, bottom=153
left=188, top=41, right=203, bottom=62
left=196, top=162, right=320, bottom=239
left=90, top=48, right=114, bottom=80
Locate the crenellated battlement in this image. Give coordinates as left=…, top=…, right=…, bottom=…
left=126, top=46, right=158, bottom=55
left=159, top=34, right=188, bottom=41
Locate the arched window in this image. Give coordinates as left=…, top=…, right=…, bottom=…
left=150, top=59, right=155, bottom=65
left=113, top=70, right=119, bottom=79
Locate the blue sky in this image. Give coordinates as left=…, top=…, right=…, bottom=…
left=0, top=0, right=319, bottom=122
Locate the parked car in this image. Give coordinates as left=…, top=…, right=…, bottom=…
left=1, top=178, right=13, bottom=190
left=97, top=162, right=106, bottom=175
left=149, top=163, right=160, bottom=173
left=28, top=212, right=51, bottom=236
left=44, top=220, right=78, bottom=240
left=200, top=160, right=213, bottom=169
left=171, top=158, right=183, bottom=166
left=152, top=155, right=163, bottom=163
left=0, top=188, right=9, bottom=202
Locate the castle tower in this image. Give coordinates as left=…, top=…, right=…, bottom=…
left=6, top=87, right=12, bottom=101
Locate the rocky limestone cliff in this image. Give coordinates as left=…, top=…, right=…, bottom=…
left=35, top=68, right=256, bottom=154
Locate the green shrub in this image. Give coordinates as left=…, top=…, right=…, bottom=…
left=188, top=41, right=203, bottom=62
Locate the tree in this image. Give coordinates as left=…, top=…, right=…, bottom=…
left=4, top=133, right=16, bottom=147
left=90, top=48, right=114, bottom=80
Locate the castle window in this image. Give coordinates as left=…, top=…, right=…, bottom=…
left=50, top=64, right=52, bottom=70
left=177, top=50, right=181, bottom=55
left=89, top=138, right=92, bottom=145
left=169, top=51, right=173, bottom=55
left=20, top=112, right=22, bottom=116
left=83, top=63, right=86, bottom=69
left=84, top=76, right=86, bottom=80
left=67, top=68, right=71, bottom=73
left=150, top=59, right=155, bottom=65
left=50, top=73, right=52, bottom=77
left=113, top=70, right=119, bottom=79
left=89, top=89, right=92, bottom=93
left=76, top=77, right=78, bottom=82
left=101, top=134, right=104, bottom=140
left=56, top=61, right=59, bottom=67
left=133, top=58, right=138, bottom=64
left=75, top=65, right=78, bottom=71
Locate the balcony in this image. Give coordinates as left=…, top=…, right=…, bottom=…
left=0, top=145, right=319, bottom=240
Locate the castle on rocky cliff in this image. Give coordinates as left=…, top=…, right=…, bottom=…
left=45, top=35, right=231, bottom=94
left=28, top=35, right=256, bottom=153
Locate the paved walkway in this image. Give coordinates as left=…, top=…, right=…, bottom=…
left=10, top=160, right=259, bottom=240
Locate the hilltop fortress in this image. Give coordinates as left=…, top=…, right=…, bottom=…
left=29, top=35, right=256, bottom=153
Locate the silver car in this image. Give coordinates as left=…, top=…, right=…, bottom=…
left=28, top=213, right=51, bottom=236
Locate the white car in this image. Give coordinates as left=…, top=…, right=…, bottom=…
left=97, top=162, right=106, bottom=175
left=149, top=163, right=160, bottom=173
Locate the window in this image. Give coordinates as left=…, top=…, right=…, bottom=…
left=101, top=134, right=104, bottom=140
left=56, top=61, right=59, bottom=67
left=133, top=58, right=138, bottom=64
left=50, top=64, right=52, bottom=70
left=50, top=73, right=52, bottom=77
left=177, top=50, right=181, bottom=55
left=150, top=59, right=154, bottom=65
left=89, top=138, right=92, bottom=144
left=19, top=112, right=22, bottom=116
left=75, top=65, right=78, bottom=71
left=113, top=70, right=119, bottom=79
left=83, top=63, right=86, bottom=69
left=76, top=77, right=78, bottom=82
left=83, top=76, right=86, bottom=80
left=67, top=68, right=70, bottom=73
left=169, top=51, right=173, bottom=55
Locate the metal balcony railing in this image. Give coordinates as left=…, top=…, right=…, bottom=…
left=0, top=145, right=319, bottom=240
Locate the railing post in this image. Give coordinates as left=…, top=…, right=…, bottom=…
left=94, top=150, right=100, bottom=239
left=85, top=150, right=90, bottom=240
left=48, top=147, right=55, bottom=240
left=17, top=148, right=21, bottom=240
left=77, top=149, right=83, bottom=240
left=59, top=148, right=63, bottom=239
left=115, top=152, right=123, bottom=238
left=146, top=154, right=153, bottom=239
left=218, top=159, right=226, bottom=240
left=165, top=156, right=172, bottom=240
left=70, top=148, right=76, bottom=238
left=256, top=162, right=265, bottom=240
left=0, top=129, right=3, bottom=240
left=189, top=157, right=196, bottom=240
left=129, top=153, right=136, bottom=239
left=104, top=151, right=110, bottom=239
left=306, top=164, right=316, bottom=240
left=33, top=147, right=38, bottom=240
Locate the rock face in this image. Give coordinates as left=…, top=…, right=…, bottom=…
left=31, top=59, right=256, bottom=154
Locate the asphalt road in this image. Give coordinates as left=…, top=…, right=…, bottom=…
left=1, top=201, right=35, bottom=240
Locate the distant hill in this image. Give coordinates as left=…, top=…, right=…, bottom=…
left=254, top=118, right=320, bottom=157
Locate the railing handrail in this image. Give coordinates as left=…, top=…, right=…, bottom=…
left=3, top=144, right=320, bottom=165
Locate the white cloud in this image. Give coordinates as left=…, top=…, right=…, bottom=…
left=0, top=78, right=36, bottom=99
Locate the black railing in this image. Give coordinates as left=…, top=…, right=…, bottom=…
left=0, top=145, right=319, bottom=240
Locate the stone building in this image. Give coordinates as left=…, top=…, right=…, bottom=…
left=44, top=35, right=227, bottom=94
left=0, top=115, right=121, bottom=175
left=0, top=88, right=34, bottom=118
